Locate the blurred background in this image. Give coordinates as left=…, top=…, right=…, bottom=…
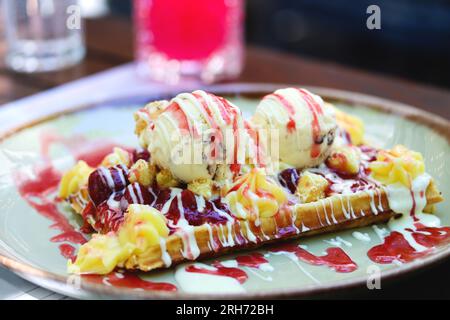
left=1, top=0, right=449, bottom=87
left=104, top=0, right=450, bottom=88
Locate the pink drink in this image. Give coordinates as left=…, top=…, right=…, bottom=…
left=134, top=0, right=244, bottom=83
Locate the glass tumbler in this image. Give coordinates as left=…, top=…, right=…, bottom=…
left=134, top=0, right=245, bottom=84
left=2, top=0, right=85, bottom=73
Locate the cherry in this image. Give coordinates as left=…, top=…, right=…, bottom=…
left=165, top=189, right=231, bottom=226
left=152, top=188, right=173, bottom=212
left=95, top=199, right=124, bottom=233
left=81, top=192, right=125, bottom=233
left=88, top=165, right=129, bottom=206
left=278, top=168, right=299, bottom=194
left=121, top=182, right=155, bottom=209
left=132, top=148, right=151, bottom=163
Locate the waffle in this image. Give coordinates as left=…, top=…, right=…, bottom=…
left=62, top=89, right=445, bottom=275
left=67, top=179, right=442, bottom=272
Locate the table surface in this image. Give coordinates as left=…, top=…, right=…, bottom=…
left=0, top=16, right=449, bottom=300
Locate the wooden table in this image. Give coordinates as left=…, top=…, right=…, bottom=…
left=0, top=16, right=449, bottom=299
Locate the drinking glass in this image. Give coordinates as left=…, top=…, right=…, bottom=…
left=134, top=0, right=245, bottom=84
left=2, top=0, right=85, bottom=73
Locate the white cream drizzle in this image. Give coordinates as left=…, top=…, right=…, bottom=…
left=366, top=189, right=379, bottom=215
left=225, top=221, right=236, bottom=246
left=385, top=174, right=436, bottom=252
left=372, top=225, right=389, bottom=241
left=315, top=206, right=324, bottom=226
left=211, top=201, right=234, bottom=221
left=106, top=194, right=121, bottom=211
left=244, top=268, right=273, bottom=282
left=126, top=185, right=139, bottom=204
left=301, top=222, right=310, bottom=233
left=321, top=200, right=331, bottom=225
left=243, top=221, right=257, bottom=243
left=347, top=195, right=357, bottom=219
left=376, top=189, right=384, bottom=211
left=324, top=236, right=352, bottom=247
left=159, top=238, right=172, bottom=267
left=338, top=195, right=351, bottom=219
left=116, top=166, right=127, bottom=187
left=99, top=167, right=115, bottom=189
left=195, top=195, right=206, bottom=212
left=270, top=251, right=320, bottom=284
left=217, top=224, right=227, bottom=247
left=352, top=231, right=371, bottom=242
left=204, top=223, right=215, bottom=251
left=216, top=223, right=236, bottom=248
left=290, top=209, right=301, bottom=234
left=220, top=259, right=238, bottom=268
left=328, top=198, right=338, bottom=224
left=174, top=263, right=245, bottom=293
left=179, top=223, right=201, bottom=260
left=161, top=188, right=182, bottom=215
left=148, top=188, right=157, bottom=206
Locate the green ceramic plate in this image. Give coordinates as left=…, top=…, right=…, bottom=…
left=0, top=84, right=448, bottom=299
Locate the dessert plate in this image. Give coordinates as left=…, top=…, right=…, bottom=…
left=0, top=84, right=448, bottom=299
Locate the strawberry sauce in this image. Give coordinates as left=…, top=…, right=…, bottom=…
left=270, top=93, right=296, bottom=133
left=270, top=243, right=358, bottom=273
left=235, top=252, right=269, bottom=269
left=59, top=244, right=77, bottom=261
left=185, top=262, right=248, bottom=284
left=296, top=89, right=323, bottom=158
left=368, top=232, right=426, bottom=264
left=16, top=165, right=87, bottom=246
left=83, top=273, right=177, bottom=292
left=413, top=226, right=450, bottom=247
left=368, top=226, right=450, bottom=264
left=15, top=134, right=127, bottom=256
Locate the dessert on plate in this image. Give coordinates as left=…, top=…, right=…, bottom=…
left=59, top=88, right=443, bottom=275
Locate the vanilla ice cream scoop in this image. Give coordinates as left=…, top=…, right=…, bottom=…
left=135, top=90, right=248, bottom=183
left=252, top=88, right=337, bottom=169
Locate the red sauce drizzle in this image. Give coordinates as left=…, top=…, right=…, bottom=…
left=193, top=92, right=223, bottom=159
left=213, top=95, right=234, bottom=124
left=296, top=88, right=323, bottom=158
left=83, top=273, right=177, bottom=292
left=16, top=165, right=87, bottom=246
left=223, top=96, right=242, bottom=176
left=409, top=188, right=419, bottom=222
left=59, top=244, right=76, bottom=262
left=229, top=136, right=241, bottom=176
left=185, top=261, right=248, bottom=284
left=413, top=225, right=450, bottom=247
left=269, top=93, right=296, bottom=133
left=270, top=243, right=357, bottom=273
left=368, top=226, right=450, bottom=264
left=368, top=232, right=427, bottom=263
left=15, top=134, right=127, bottom=259
left=235, top=253, right=269, bottom=269
left=166, top=102, right=193, bottom=134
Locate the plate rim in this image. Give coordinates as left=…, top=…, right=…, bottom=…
left=0, top=82, right=449, bottom=299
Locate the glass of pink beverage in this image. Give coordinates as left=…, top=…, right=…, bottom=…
left=133, top=0, right=244, bottom=84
